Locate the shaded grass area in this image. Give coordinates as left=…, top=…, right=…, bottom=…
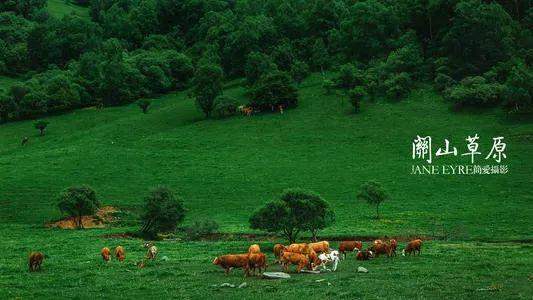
left=47, top=0, right=89, bottom=18
left=0, top=227, right=531, bottom=299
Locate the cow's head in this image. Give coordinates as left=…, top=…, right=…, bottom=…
left=143, top=242, right=153, bottom=248
left=212, top=257, right=220, bottom=265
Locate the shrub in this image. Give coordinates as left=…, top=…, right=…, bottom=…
left=248, top=71, right=298, bottom=112
left=444, top=76, right=505, bottom=108
left=57, top=185, right=100, bottom=229
left=322, top=79, right=335, bottom=95
left=290, top=60, right=310, bottom=84
left=140, top=186, right=186, bottom=238
left=34, top=120, right=49, bottom=136
left=249, top=188, right=334, bottom=243
left=357, top=181, right=389, bottom=219
left=184, top=219, right=219, bottom=240
left=137, top=99, right=151, bottom=113
left=384, top=72, right=411, bottom=100
left=335, top=63, right=364, bottom=90
left=348, top=87, right=366, bottom=112
left=502, top=62, right=532, bottom=112
left=434, top=73, right=455, bottom=92
left=213, top=95, right=238, bottom=118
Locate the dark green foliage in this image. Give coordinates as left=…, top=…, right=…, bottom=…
left=33, top=120, right=48, bottom=136
left=434, top=73, right=456, bottom=92
left=184, top=219, right=219, bottom=240
left=250, top=188, right=334, bottom=243
left=57, top=185, right=100, bottom=229
left=336, top=63, right=364, bottom=90
left=290, top=60, right=309, bottom=84
left=213, top=95, right=238, bottom=118
left=384, top=72, right=412, bottom=100
left=140, top=186, right=186, bottom=238
left=137, top=99, right=151, bottom=113
left=248, top=71, right=298, bottom=111
left=502, top=61, right=532, bottom=112
left=444, top=76, right=505, bottom=108
left=357, top=181, right=389, bottom=219
left=349, top=87, right=366, bottom=113
left=193, top=63, right=223, bottom=118
left=244, top=51, right=277, bottom=86
left=322, top=79, right=335, bottom=95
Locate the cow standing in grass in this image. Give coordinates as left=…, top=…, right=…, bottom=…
left=29, top=252, right=44, bottom=272
left=402, top=239, right=423, bottom=256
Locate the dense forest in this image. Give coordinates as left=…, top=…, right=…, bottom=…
left=0, top=0, right=531, bottom=122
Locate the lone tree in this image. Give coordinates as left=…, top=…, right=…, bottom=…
left=137, top=99, right=151, bottom=113
left=57, top=185, right=100, bottom=229
left=34, top=120, right=49, bottom=136
left=140, top=186, right=186, bottom=238
left=357, top=181, right=389, bottom=219
left=192, top=63, right=223, bottom=118
left=249, top=188, right=334, bottom=243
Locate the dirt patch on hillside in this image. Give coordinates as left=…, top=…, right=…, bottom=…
left=47, top=206, right=118, bottom=229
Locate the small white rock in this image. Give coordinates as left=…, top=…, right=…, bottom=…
left=238, top=282, right=247, bottom=289
left=357, top=266, right=368, bottom=273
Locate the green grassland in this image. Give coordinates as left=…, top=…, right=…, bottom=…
left=47, top=0, right=89, bottom=19
left=0, top=74, right=532, bottom=298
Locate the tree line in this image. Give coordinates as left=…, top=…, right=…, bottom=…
left=0, top=0, right=531, bottom=123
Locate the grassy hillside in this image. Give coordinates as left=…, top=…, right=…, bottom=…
left=47, top=0, right=89, bottom=18
left=0, top=74, right=531, bottom=240
left=0, top=74, right=532, bottom=298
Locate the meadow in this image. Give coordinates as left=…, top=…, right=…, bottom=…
left=0, top=74, right=532, bottom=298
left=46, top=0, right=89, bottom=18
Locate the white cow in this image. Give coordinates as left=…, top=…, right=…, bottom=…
left=317, top=250, right=340, bottom=271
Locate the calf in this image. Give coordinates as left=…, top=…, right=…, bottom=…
left=213, top=254, right=250, bottom=276
left=28, top=252, right=44, bottom=272
left=280, top=251, right=311, bottom=273
left=101, top=247, right=111, bottom=262
left=248, top=252, right=267, bottom=275
left=144, top=242, right=158, bottom=260
left=339, top=241, right=363, bottom=259
left=318, top=250, right=340, bottom=271
left=273, top=244, right=286, bottom=263
left=402, top=239, right=423, bottom=256
left=248, top=244, right=260, bottom=254
left=356, top=250, right=374, bottom=261
left=115, top=246, right=125, bottom=262
left=309, top=241, right=330, bottom=254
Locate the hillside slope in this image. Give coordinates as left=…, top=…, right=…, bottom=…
left=0, top=74, right=531, bottom=240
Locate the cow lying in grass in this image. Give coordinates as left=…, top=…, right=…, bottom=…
left=356, top=250, right=374, bottom=260
left=339, top=241, right=363, bottom=259
left=213, top=254, right=250, bottom=276
left=317, top=250, right=340, bottom=271
left=29, top=252, right=44, bottom=272
left=402, top=239, right=423, bottom=256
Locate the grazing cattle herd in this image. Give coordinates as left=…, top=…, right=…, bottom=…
left=212, top=238, right=424, bottom=276
left=27, top=238, right=423, bottom=276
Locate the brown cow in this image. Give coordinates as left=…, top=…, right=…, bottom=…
left=29, top=252, right=44, bottom=272
left=213, top=254, right=250, bottom=276
left=402, top=239, right=423, bottom=256
left=248, top=252, right=267, bottom=275
left=286, top=243, right=311, bottom=254
left=273, top=244, right=286, bottom=263
left=115, top=246, right=125, bottom=262
left=101, top=247, right=111, bottom=262
left=339, top=241, right=363, bottom=259
left=248, top=244, right=261, bottom=254
left=309, top=241, right=330, bottom=254
left=280, top=252, right=311, bottom=273
left=370, top=242, right=390, bottom=258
